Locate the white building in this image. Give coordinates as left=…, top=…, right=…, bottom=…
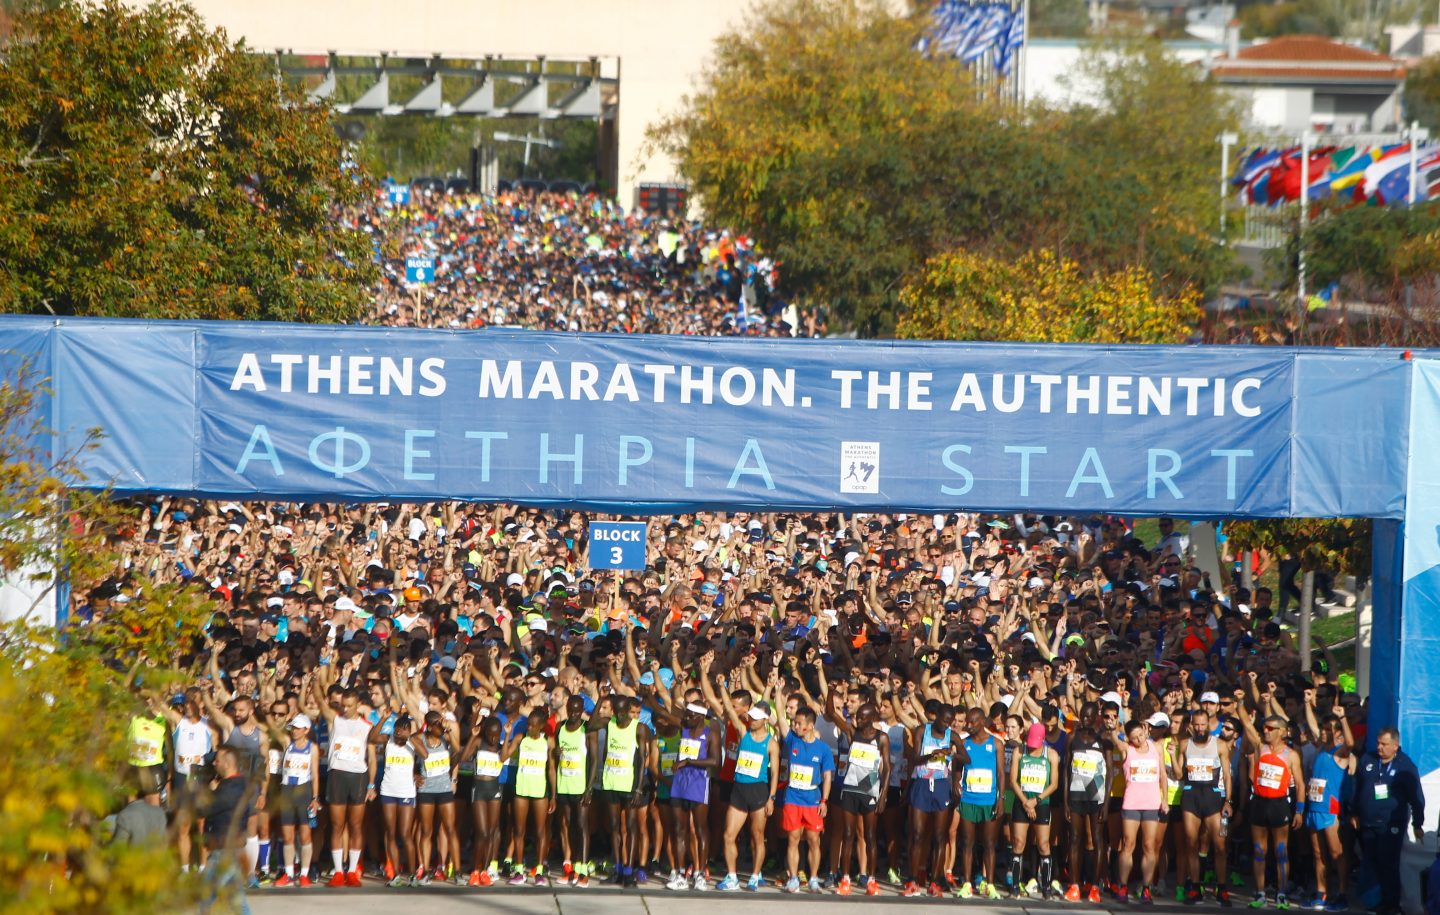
left=1209, top=34, right=1406, bottom=134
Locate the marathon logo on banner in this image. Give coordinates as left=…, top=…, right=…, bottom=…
left=6, top=318, right=1414, bottom=517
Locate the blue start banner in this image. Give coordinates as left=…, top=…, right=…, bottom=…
left=0, top=317, right=1413, bottom=518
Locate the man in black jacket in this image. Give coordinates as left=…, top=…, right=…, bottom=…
left=198, top=747, right=255, bottom=914
left=1351, top=728, right=1426, bottom=915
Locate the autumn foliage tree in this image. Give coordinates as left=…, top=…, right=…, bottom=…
left=650, top=0, right=1238, bottom=334
left=0, top=0, right=376, bottom=321
left=896, top=248, right=1202, bottom=343
left=0, top=370, right=214, bottom=914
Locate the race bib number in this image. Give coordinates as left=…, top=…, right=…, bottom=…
left=268, top=749, right=282, bottom=775
left=475, top=750, right=502, bottom=778
left=1073, top=755, right=1100, bottom=777
left=178, top=754, right=205, bottom=768
left=560, top=749, right=585, bottom=776
left=519, top=750, right=547, bottom=777
left=604, top=752, right=631, bottom=779
left=736, top=750, right=764, bottom=779
left=965, top=767, right=994, bottom=793
left=1308, top=778, right=1326, bottom=803
left=1257, top=762, right=1284, bottom=790
left=660, top=751, right=678, bottom=776
left=789, top=763, right=815, bottom=790
left=131, top=738, right=162, bottom=766
left=1020, top=766, right=1047, bottom=792
left=1130, top=759, right=1159, bottom=784
left=1187, top=759, right=1216, bottom=783
left=385, top=750, right=411, bottom=768
left=333, top=737, right=364, bottom=764
left=848, top=742, right=880, bottom=770
left=679, top=738, right=703, bottom=761
left=423, top=752, right=450, bottom=778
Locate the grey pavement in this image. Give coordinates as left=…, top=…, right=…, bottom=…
left=245, top=881, right=1181, bottom=914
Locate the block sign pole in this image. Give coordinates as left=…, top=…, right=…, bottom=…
left=588, top=521, right=647, bottom=571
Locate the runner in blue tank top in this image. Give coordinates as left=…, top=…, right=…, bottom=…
left=956, top=706, right=1004, bottom=899
left=1304, top=695, right=1355, bottom=911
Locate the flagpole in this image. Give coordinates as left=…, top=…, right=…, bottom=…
left=1018, top=0, right=1028, bottom=107
left=1298, top=130, right=1310, bottom=312
left=1408, top=120, right=1419, bottom=208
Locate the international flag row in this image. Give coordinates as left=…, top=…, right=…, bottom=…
left=1233, top=144, right=1440, bottom=207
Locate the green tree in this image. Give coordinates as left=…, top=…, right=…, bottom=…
left=648, top=0, right=1052, bottom=335
left=0, top=370, right=214, bottom=913
left=897, top=247, right=1201, bottom=342
left=1223, top=519, right=1371, bottom=581
left=650, top=6, right=1238, bottom=334
left=1405, top=56, right=1440, bottom=136
left=1284, top=200, right=1440, bottom=303
left=1040, top=37, right=1243, bottom=296
left=0, top=0, right=376, bottom=321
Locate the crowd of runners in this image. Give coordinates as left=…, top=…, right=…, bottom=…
left=96, top=189, right=1424, bottom=913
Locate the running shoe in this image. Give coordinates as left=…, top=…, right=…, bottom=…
left=984, top=881, right=1004, bottom=900
left=575, top=871, right=590, bottom=889
left=1276, top=893, right=1291, bottom=910
left=718, top=874, right=740, bottom=891
left=388, top=875, right=408, bottom=888
left=1117, top=885, right=1130, bottom=905
left=1065, top=883, right=1082, bottom=902
left=956, top=881, right=974, bottom=899
left=507, top=871, right=527, bottom=886
left=667, top=871, right=687, bottom=890
left=887, top=868, right=902, bottom=885
left=784, top=875, right=801, bottom=893
left=1219, top=889, right=1233, bottom=907
left=635, top=869, right=649, bottom=885
left=1309, top=895, right=1327, bottom=910
left=467, top=870, right=481, bottom=887
left=1025, top=878, right=1040, bottom=897
left=1325, top=894, right=1348, bottom=912
left=809, top=877, right=823, bottom=894
left=746, top=875, right=764, bottom=892
left=1249, top=892, right=1269, bottom=909
left=837, top=875, right=852, bottom=896
left=867, top=877, right=880, bottom=896
left=327, top=872, right=348, bottom=888
left=273, top=874, right=292, bottom=888
left=416, top=870, right=432, bottom=887
left=694, top=874, right=709, bottom=891
left=346, top=871, right=363, bottom=888
left=824, top=873, right=838, bottom=890
left=298, top=875, right=312, bottom=888
left=1089, top=885, right=1103, bottom=904
left=929, top=882, right=944, bottom=897
left=1141, top=886, right=1154, bottom=905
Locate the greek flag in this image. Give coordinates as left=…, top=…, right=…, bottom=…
left=960, top=5, right=1010, bottom=64
left=996, top=2, right=1025, bottom=75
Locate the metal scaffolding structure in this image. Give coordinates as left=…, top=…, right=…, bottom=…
left=273, top=52, right=616, bottom=119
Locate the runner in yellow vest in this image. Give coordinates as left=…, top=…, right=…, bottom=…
left=129, top=710, right=168, bottom=795
left=508, top=712, right=556, bottom=885
left=598, top=695, right=651, bottom=886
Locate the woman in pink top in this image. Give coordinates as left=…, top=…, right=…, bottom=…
left=1108, top=719, right=1169, bottom=904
